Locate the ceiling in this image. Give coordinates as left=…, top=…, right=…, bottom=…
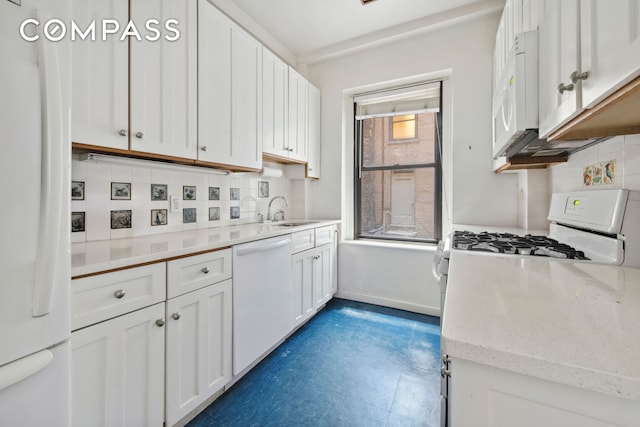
left=230, top=0, right=505, bottom=63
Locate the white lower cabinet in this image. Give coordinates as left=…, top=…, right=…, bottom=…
left=450, top=357, right=640, bottom=427
left=292, top=250, right=315, bottom=327
left=291, top=228, right=336, bottom=328
left=165, top=279, right=232, bottom=426
left=71, top=302, right=166, bottom=427
left=312, top=244, right=333, bottom=309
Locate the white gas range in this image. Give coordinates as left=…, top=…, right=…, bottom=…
left=433, top=188, right=640, bottom=427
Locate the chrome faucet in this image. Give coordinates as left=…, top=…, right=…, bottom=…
left=267, top=196, right=288, bottom=221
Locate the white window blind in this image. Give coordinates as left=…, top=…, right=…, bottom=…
left=354, top=82, right=441, bottom=119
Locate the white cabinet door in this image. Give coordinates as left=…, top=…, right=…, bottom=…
left=262, top=48, right=289, bottom=158
left=129, top=0, right=198, bottom=159
left=288, top=67, right=309, bottom=163
left=198, top=0, right=262, bottom=170
left=71, top=302, right=165, bottom=427
left=198, top=0, right=232, bottom=164
left=71, top=0, right=129, bottom=149
left=165, top=279, right=232, bottom=427
left=307, top=83, right=321, bottom=179
left=231, top=25, right=263, bottom=170
left=580, top=0, right=640, bottom=108
left=292, top=250, right=315, bottom=327
left=450, top=357, right=640, bottom=427
left=313, top=244, right=333, bottom=309
left=538, top=0, right=582, bottom=137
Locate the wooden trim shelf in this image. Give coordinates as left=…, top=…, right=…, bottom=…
left=262, top=152, right=307, bottom=165
left=494, top=154, right=568, bottom=173
left=72, top=143, right=262, bottom=173
left=549, top=74, right=640, bottom=141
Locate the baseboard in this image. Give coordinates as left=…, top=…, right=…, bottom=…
left=335, top=290, right=441, bottom=317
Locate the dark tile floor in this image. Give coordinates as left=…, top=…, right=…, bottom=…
left=188, top=298, right=441, bottom=427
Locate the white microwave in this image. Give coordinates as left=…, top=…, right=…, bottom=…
left=492, top=30, right=539, bottom=159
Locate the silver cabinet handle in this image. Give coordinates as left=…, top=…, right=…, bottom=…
left=570, top=70, right=589, bottom=84
left=200, top=146, right=207, bottom=151
left=114, top=289, right=126, bottom=299
left=557, top=82, right=575, bottom=95
left=118, top=129, right=128, bottom=137
left=288, top=148, right=294, bottom=152
left=441, top=366, right=451, bottom=377
left=202, top=266, right=210, bottom=274
left=155, top=319, right=165, bottom=327
left=172, top=312, right=181, bottom=320
left=135, top=132, right=144, bottom=139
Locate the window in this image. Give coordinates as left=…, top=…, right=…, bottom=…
left=354, top=82, right=442, bottom=243
left=390, top=114, right=417, bottom=141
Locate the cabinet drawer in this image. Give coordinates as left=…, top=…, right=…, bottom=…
left=291, top=230, right=315, bottom=254
left=72, top=263, right=166, bottom=330
left=315, top=225, right=335, bottom=247
left=167, top=249, right=232, bottom=298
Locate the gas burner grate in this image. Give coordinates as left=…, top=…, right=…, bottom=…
left=453, top=231, right=590, bottom=260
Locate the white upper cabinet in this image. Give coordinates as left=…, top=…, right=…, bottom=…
left=262, top=48, right=290, bottom=158
left=198, top=0, right=231, bottom=163
left=71, top=0, right=129, bottom=150
left=579, top=0, right=640, bottom=108
left=539, top=0, right=581, bottom=137
left=539, top=0, right=640, bottom=138
left=307, top=83, right=321, bottom=179
left=231, top=27, right=263, bottom=169
left=129, top=0, right=198, bottom=159
left=288, top=67, right=309, bottom=163
left=198, top=0, right=262, bottom=170
left=72, top=0, right=197, bottom=158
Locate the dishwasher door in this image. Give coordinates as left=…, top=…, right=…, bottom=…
left=232, top=236, right=293, bottom=376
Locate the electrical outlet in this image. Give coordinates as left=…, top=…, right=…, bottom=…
left=170, top=195, right=182, bottom=213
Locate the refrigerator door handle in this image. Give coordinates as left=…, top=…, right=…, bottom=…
left=32, top=9, right=64, bottom=317
left=0, top=349, right=53, bottom=392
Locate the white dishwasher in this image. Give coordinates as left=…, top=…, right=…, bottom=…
left=232, top=235, right=294, bottom=375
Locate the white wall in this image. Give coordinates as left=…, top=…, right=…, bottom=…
left=307, top=13, right=519, bottom=313
left=337, top=241, right=441, bottom=316
left=307, top=12, right=518, bottom=228
left=549, top=134, right=640, bottom=193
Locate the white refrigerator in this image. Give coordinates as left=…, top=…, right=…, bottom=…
left=0, top=0, right=71, bottom=424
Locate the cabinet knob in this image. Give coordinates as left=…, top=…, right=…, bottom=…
left=155, top=319, right=165, bottom=327
left=202, top=266, right=210, bottom=274
left=570, top=70, right=589, bottom=84
left=441, top=366, right=451, bottom=377
left=135, top=132, right=144, bottom=139
left=200, top=146, right=207, bottom=151
left=288, top=147, right=294, bottom=152
left=557, top=82, right=575, bottom=95
left=114, top=289, right=126, bottom=299
left=172, top=312, right=181, bottom=320
left=118, top=129, right=128, bottom=137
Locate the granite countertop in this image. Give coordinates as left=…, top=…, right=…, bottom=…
left=441, top=251, right=640, bottom=401
left=71, top=219, right=340, bottom=277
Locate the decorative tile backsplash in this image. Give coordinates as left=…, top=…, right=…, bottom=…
left=583, top=160, right=616, bottom=186
left=550, top=134, right=640, bottom=194
left=71, top=155, right=296, bottom=243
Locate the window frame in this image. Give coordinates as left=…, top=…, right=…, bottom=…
left=354, top=85, right=443, bottom=244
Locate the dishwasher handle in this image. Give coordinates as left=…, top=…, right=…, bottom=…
left=235, top=237, right=291, bottom=256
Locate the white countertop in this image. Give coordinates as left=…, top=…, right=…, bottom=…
left=71, top=219, right=340, bottom=277
left=441, top=251, right=640, bottom=401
